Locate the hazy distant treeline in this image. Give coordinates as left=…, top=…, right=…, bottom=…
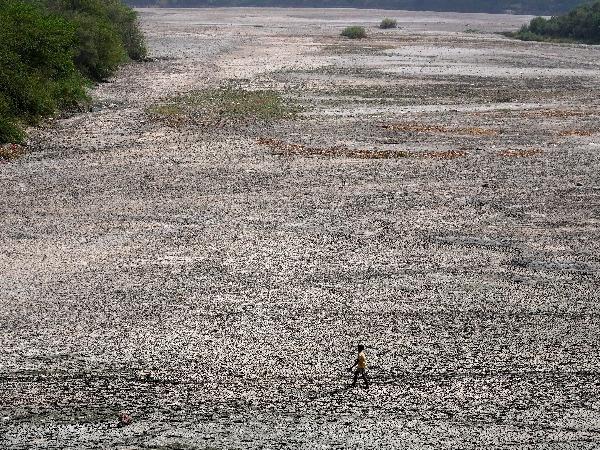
left=125, top=0, right=590, bottom=15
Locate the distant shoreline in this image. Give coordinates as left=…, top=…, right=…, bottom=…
left=125, top=0, right=576, bottom=15
left=134, top=5, right=537, bottom=19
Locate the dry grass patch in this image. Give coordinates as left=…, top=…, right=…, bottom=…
left=341, top=26, right=367, bottom=40
left=497, top=148, right=543, bottom=157
left=415, top=149, right=467, bottom=159
left=257, top=138, right=408, bottom=159
left=147, top=88, right=295, bottom=128
left=147, top=104, right=185, bottom=117
left=380, top=122, right=498, bottom=136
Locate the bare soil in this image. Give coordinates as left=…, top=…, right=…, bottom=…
left=1, top=7, right=600, bottom=449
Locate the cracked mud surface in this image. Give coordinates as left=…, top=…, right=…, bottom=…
left=1, top=7, right=600, bottom=449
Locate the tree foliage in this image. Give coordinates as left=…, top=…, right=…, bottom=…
left=0, top=0, right=146, bottom=144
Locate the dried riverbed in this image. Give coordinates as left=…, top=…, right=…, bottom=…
left=1, top=7, right=600, bottom=449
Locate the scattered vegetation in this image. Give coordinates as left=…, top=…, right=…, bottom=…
left=146, top=104, right=185, bottom=117
left=341, top=26, right=367, bottom=39
left=148, top=88, right=296, bottom=127
left=509, top=0, right=600, bottom=44
left=0, top=0, right=146, bottom=145
left=379, top=18, right=397, bottom=29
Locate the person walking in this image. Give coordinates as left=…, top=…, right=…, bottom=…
left=349, top=344, right=369, bottom=388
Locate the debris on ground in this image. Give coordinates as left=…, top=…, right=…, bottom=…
left=117, top=413, right=133, bottom=428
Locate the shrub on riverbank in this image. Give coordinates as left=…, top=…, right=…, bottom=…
left=379, top=17, right=397, bottom=29
left=510, top=0, right=600, bottom=44
left=0, top=0, right=146, bottom=144
left=45, top=0, right=147, bottom=80
left=341, top=26, right=367, bottom=39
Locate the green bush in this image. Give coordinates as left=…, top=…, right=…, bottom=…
left=106, top=0, right=148, bottom=61
left=379, top=17, right=397, bottom=29
left=45, top=0, right=147, bottom=81
left=0, top=96, right=25, bottom=144
left=0, top=0, right=87, bottom=143
left=341, top=26, right=367, bottom=39
left=0, top=0, right=146, bottom=144
left=71, top=12, right=127, bottom=80
left=514, top=0, right=600, bottom=44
